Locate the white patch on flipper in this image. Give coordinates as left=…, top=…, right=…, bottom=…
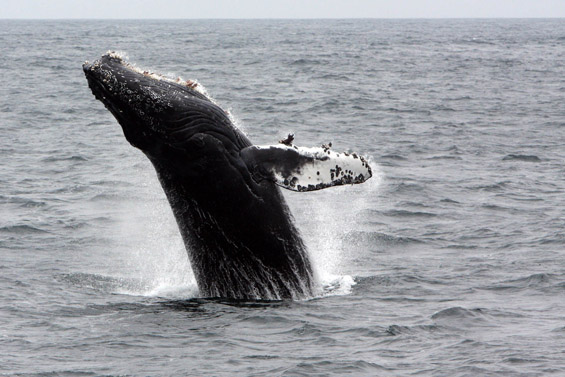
left=252, top=144, right=372, bottom=192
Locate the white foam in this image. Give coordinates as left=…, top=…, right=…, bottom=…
left=113, top=280, right=199, bottom=299
left=318, top=272, right=357, bottom=296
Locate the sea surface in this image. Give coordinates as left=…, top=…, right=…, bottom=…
left=1, top=19, right=564, bottom=376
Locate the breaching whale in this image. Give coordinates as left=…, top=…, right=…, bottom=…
left=83, top=52, right=372, bottom=300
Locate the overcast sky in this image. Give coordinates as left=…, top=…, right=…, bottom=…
left=2, top=0, right=565, bottom=19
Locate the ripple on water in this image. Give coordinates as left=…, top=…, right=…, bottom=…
left=0, top=224, right=48, bottom=234
left=343, top=230, right=425, bottom=247
left=380, top=154, right=407, bottom=160
left=502, top=154, right=542, bottom=162
left=382, top=209, right=438, bottom=218
left=59, top=273, right=197, bottom=299
left=431, top=307, right=494, bottom=329
left=41, top=155, right=89, bottom=163
left=479, top=273, right=564, bottom=293
left=280, top=359, right=389, bottom=376
left=385, top=324, right=442, bottom=337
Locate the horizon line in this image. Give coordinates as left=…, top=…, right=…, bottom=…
left=1, top=16, right=565, bottom=21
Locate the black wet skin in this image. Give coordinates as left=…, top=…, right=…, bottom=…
left=83, top=54, right=315, bottom=299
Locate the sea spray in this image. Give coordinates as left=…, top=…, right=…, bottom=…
left=285, top=159, right=383, bottom=296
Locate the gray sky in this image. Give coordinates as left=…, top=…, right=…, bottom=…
left=3, top=0, right=565, bottom=19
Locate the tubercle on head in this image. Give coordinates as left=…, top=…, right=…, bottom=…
left=103, top=51, right=204, bottom=92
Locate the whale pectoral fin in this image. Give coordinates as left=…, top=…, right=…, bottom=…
left=240, top=144, right=372, bottom=192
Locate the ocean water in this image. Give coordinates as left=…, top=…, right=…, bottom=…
left=1, top=19, right=564, bottom=376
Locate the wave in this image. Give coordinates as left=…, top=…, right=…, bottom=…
left=290, top=58, right=322, bottom=66
left=0, top=224, right=48, bottom=234
left=343, top=230, right=424, bottom=246
left=383, top=209, right=437, bottom=218
left=502, top=154, right=541, bottom=162
left=380, top=154, right=407, bottom=160
left=355, top=274, right=446, bottom=290
left=540, top=234, right=565, bottom=245
left=88, top=193, right=127, bottom=202
left=315, top=73, right=350, bottom=81
left=481, top=203, right=516, bottom=212
left=447, top=95, right=473, bottom=101
left=480, top=273, right=562, bottom=293
left=0, top=196, right=47, bottom=208
left=432, top=306, right=484, bottom=319
left=317, top=273, right=356, bottom=297
left=385, top=107, right=432, bottom=115
left=60, top=273, right=198, bottom=299
left=160, top=297, right=289, bottom=311
left=388, top=182, right=428, bottom=194
left=9, top=371, right=99, bottom=377
left=472, top=181, right=511, bottom=192
left=425, top=155, right=462, bottom=160
left=456, top=37, right=496, bottom=45
left=440, top=198, right=460, bottom=204
left=41, top=155, right=88, bottom=163
left=242, top=60, right=261, bottom=66
left=280, top=359, right=387, bottom=375
left=431, top=105, right=456, bottom=112
left=385, top=324, right=440, bottom=336
left=59, top=271, right=350, bottom=302
left=431, top=307, right=493, bottom=328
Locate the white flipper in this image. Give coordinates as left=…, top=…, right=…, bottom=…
left=241, top=143, right=372, bottom=192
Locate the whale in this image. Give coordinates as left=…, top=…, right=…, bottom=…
left=83, top=52, right=372, bottom=300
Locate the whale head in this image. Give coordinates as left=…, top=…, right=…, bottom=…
left=83, top=52, right=249, bottom=163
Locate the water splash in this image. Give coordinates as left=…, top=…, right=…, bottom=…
left=286, top=159, right=383, bottom=297
left=96, top=161, right=382, bottom=300
left=82, top=52, right=381, bottom=299
left=119, top=197, right=196, bottom=297
left=91, top=160, right=198, bottom=299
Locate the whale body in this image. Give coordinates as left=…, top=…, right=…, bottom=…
left=83, top=53, right=371, bottom=299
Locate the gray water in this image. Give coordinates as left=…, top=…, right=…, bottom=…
left=1, top=19, right=564, bottom=376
